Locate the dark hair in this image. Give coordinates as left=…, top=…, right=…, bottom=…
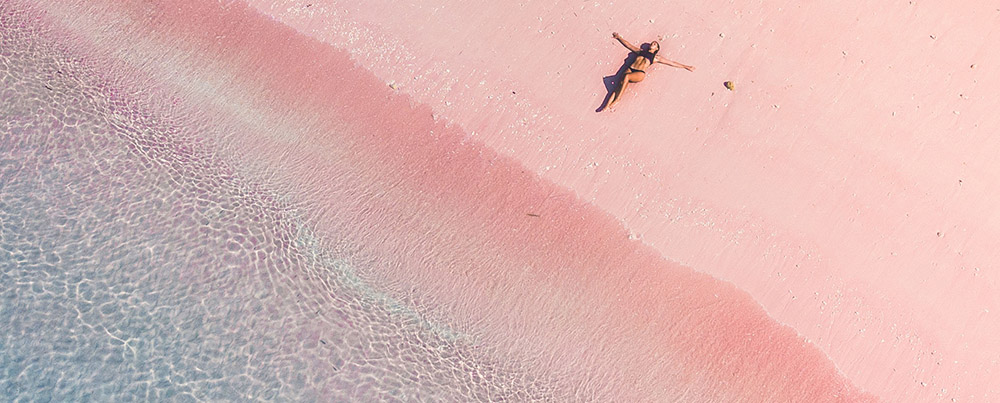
left=644, top=41, right=659, bottom=60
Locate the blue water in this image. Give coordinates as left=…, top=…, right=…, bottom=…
left=0, top=6, right=556, bottom=401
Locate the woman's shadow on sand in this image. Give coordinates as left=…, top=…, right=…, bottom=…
left=595, top=44, right=651, bottom=112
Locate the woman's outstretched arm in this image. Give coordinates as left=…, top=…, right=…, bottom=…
left=655, top=55, right=695, bottom=71
left=612, top=32, right=640, bottom=52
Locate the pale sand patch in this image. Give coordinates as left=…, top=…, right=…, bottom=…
left=243, top=0, right=1000, bottom=401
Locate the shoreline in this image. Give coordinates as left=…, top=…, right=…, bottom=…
left=11, top=0, right=1000, bottom=400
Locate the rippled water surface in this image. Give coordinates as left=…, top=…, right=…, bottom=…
left=0, top=9, right=552, bottom=401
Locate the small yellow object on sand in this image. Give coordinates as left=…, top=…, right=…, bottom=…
left=724, top=81, right=734, bottom=90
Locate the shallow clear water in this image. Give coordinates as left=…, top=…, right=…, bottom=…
left=0, top=11, right=553, bottom=401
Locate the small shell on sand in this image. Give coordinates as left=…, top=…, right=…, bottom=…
left=724, top=81, right=735, bottom=90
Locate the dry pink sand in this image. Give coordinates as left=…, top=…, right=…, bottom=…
left=21, top=0, right=1000, bottom=400
left=240, top=0, right=1000, bottom=401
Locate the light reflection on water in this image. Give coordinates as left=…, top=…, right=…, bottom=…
left=0, top=7, right=553, bottom=401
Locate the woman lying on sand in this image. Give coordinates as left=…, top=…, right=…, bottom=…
left=603, top=32, right=695, bottom=111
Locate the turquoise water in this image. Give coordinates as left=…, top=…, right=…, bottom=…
left=0, top=9, right=553, bottom=401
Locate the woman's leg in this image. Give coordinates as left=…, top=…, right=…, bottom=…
left=607, top=71, right=645, bottom=109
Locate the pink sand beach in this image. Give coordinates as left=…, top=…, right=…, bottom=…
left=5, top=0, right=999, bottom=401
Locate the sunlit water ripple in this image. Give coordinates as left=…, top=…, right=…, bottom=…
left=0, top=8, right=553, bottom=401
